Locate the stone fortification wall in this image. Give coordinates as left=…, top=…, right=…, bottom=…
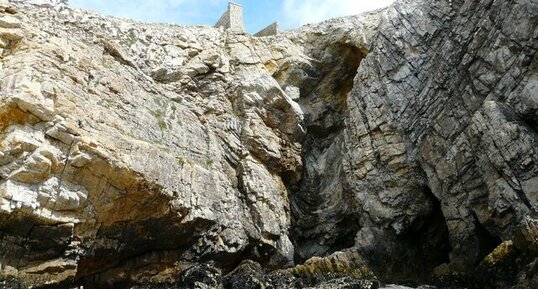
left=215, top=2, right=244, bottom=32
left=254, top=22, right=278, bottom=37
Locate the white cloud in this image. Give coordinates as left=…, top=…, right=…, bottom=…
left=282, top=0, right=395, bottom=27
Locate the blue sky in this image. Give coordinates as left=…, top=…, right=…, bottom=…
left=70, top=0, right=395, bottom=34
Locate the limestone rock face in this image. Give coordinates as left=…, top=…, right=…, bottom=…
left=0, top=0, right=536, bottom=288
left=342, top=0, right=538, bottom=283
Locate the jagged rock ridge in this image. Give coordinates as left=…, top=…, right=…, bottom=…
left=0, top=0, right=536, bottom=288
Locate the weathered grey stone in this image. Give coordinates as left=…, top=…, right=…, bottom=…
left=0, top=0, right=536, bottom=288
left=339, top=0, right=537, bottom=283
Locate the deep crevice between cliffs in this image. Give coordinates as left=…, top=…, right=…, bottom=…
left=276, top=43, right=366, bottom=263
left=279, top=41, right=454, bottom=284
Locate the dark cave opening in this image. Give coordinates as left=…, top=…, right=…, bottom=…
left=471, top=212, right=502, bottom=263
left=410, top=186, right=452, bottom=267
left=521, top=114, right=538, bottom=136
left=385, top=186, right=452, bottom=284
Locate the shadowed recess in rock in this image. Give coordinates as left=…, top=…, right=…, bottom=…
left=284, top=42, right=366, bottom=262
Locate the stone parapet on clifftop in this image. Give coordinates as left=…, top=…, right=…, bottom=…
left=255, top=22, right=279, bottom=37
left=215, top=2, right=245, bottom=33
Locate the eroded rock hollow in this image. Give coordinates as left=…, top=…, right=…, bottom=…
left=0, top=0, right=537, bottom=288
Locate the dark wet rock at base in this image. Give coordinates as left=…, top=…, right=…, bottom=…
left=0, top=0, right=537, bottom=288
left=129, top=260, right=439, bottom=289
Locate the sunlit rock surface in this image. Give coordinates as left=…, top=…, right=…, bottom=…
left=0, top=0, right=536, bottom=288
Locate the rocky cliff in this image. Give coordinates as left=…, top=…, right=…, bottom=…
left=0, top=0, right=536, bottom=288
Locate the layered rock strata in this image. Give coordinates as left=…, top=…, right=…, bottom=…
left=0, top=0, right=536, bottom=288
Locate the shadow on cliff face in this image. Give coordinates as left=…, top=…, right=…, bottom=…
left=521, top=115, right=538, bottom=136
left=471, top=212, right=502, bottom=264
left=275, top=40, right=456, bottom=285
left=402, top=187, right=452, bottom=281
left=274, top=43, right=366, bottom=263
left=356, top=186, right=452, bottom=285
left=273, top=41, right=457, bottom=283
